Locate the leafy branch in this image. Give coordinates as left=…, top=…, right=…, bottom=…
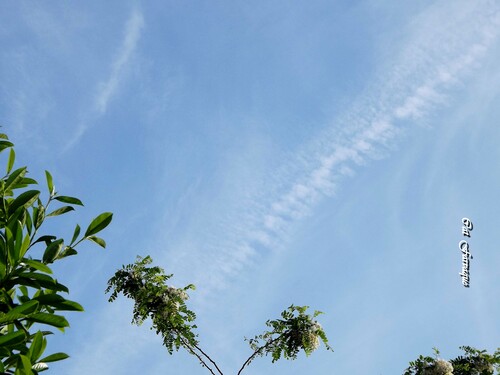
left=0, top=132, right=113, bottom=374
left=106, top=256, right=333, bottom=374
left=405, top=346, right=500, bottom=375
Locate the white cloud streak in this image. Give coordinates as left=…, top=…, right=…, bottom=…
left=64, top=9, right=144, bottom=151
left=95, top=9, right=144, bottom=114
left=177, top=1, right=500, bottom=296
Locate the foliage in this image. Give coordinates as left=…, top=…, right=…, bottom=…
left=405, top=347, right=500, bottom=375
left=106, top=256, right=197, bottom=354
left=239, top=304, right=333, bottom=374
left=450, top=346, right=500, bottom=375
left=106, top=256, right=333, bottom=375
left=0, top=133, right=112, bottom=374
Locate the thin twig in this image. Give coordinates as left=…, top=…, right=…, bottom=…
left=193, top=343, right=224, bottom=375
left=237, top=336, right=281, bottom=375
left=179, top=336, right=218, bottom=375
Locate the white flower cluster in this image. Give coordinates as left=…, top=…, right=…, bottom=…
left=422, top=359, right=453, bottom=375
left=167, top=286, right=188, bottom=301
left=159, top=286, right=189, bottom=317
left=304, top=321, right=322, bottom=351
left=475, top=361, right=494, bottom=373
left=311, top=321, right=322, bottom=332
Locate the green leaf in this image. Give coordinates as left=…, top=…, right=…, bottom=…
left=87, top=236, right=106, bottom=248
left=0, top=301, right=40, bottom=324
left=32, top=235, right=57, bottom=247
left=39, top=352, right=69, bottom=363
left=46, top=206, right=74, bottom=217
left=0, top=140, right=14, bottom=153
left=34, top=202, right=45, bottom=229
left=18, top=354, right=34, bottom=375
left=13, top=220, right=23, bottom=262
left=13, top=300, right=40, bottom=315
left=48, top=300, right=84, bottom=312
left=23, top=259, right=53, bottom=274
left=27, top=313, right=69, bottom=329
left=19, top=286, right=29, bottom=296
left=0, top=330, right=26, bottom=347
left=9, top=190, right=40, bottom=214
left=4, top=167, right=27, bottom=193
left=84, top=212, right=113, bottom=237
left=33, top=294, right=83, bottom=312
left=19, top=177, right=38, bottom=186
left=45, top=171, right=54, bottom=196
left=42, top=239, right=63, bottom=264
left=58, top=246, right=78, bottom=259
left=53, top=196, right=83, bottom=206
left=70, top=224, right=80, bottom=245
left=12, top=272, right=69, bottom=293
left=17, top=232, right=30, bottom=261
left=31, top=362, right=48, bottom=372
left=6, top=226, right=15, bottom=265
left=25, top=208, right=33, bottom=236
left=7, top=148, right=15, bottom=174
left=28, top=331, right=44, bottom=362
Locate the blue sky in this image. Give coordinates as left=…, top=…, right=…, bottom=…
left=1, top=1, right=500, bottom=374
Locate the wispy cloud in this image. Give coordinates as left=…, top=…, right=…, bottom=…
left=95, top=9, right=144, bottom=114
left=64, top=9, right=144, bottom=151
left=174, top=1, right=500, bottom=295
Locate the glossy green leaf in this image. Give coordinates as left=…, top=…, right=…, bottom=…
left=0, top=300, right=40, bottom=324
left=0, top=330, right=26, bottom=347
left=14, top=300, right=40, bottom=315
left=84, top=212, right=113, bottom=237
left=31, top=362, right=48, bottom=372
left=42, top=239, right=63, bottom=264
left=12, top=273, right=69, bottom=293
left=19, top=177, right=37, bottom=186
left=27, top=313, right=69, bottom=329
left=49, top=300, right=84, bottom=312
left=25, top=208, right=33, bottom=236
left=44, top=171, right=54, bottom=196
left=58, top=247, right=78, bottom=259
left=34, top=204, right=45, bottom=229
left=53, top=196, right=83, bottom=206
left=28, top=331, right=44, bottom=362
left=70, top=224, right=80, bottom=245
left=38, top=352, right=69, bottom=363
left=0, top=140, right=14, bottom=153
left=19, top=234, right=31, bottom=259
left=6, top=226, right=15, bottom=265
left=23, top=260, right=53, bottom=274
left=7, top=148, right=15, bottom=174
left=18, top=354, right=33, bottom=375
left=33, top=294, right=83, bottom=312
left=9, top=190, right=40, bottom=214
left=87, top=236, right=106, bottom=248
left=13, top=220, right=23, bottom=262
left=32, top=235, right=57, bottom=247
left=4, top=167, right=27, bottom=193
left=18, top=272, right=63, bottom=288
left=33, top=294, right=84, bottom=311
left=46, top=206, right=74, bottom=217
left=0, top=238, right=6, bottom=278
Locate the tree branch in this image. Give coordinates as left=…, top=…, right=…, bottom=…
left=178, top=335, right=218, bottom=375
left=193, top=343, right=224, bottom=375
left=237, top=336, right=281, bottom=375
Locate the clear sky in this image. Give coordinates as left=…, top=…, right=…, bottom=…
left=1, top=1, right=500, bottom=374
